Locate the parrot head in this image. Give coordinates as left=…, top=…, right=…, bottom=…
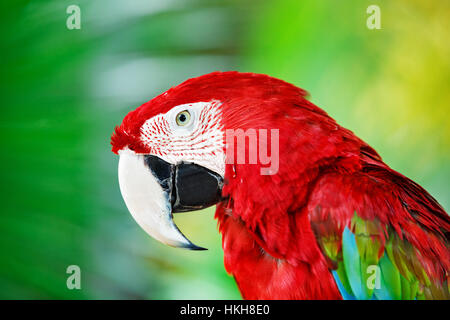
left=111, top=71, right=335, bottom=250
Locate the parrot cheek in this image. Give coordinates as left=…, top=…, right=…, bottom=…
left=118, top=150, right=224, bottom=250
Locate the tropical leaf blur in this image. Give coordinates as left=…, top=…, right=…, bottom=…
left=0, top=0, right=448, bottom=299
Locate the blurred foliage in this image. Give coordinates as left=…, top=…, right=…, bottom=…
left=0, top=0, right=448, bottom=299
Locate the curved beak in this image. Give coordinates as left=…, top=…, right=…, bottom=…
left=118, top=151, right=223, bottom=250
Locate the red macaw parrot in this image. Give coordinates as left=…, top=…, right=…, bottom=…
left=111, top=71, right=450, bottom=300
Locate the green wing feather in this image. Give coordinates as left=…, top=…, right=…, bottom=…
left=313, top=212, right=450, bottom=300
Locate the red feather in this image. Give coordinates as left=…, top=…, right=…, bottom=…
left=112, top=72, right=450, bottom=299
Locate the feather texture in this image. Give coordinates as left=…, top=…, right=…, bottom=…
left=111, top=71, right=450, bottom=299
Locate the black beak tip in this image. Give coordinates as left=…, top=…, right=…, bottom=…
left=183, top=243, right=208, bottom=251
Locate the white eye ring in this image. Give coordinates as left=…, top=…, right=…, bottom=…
left=168, top=104, right=201, bottom=135
left=175, top=110, right=191, bottom=126
left=166, top=102, right=215, bottom=135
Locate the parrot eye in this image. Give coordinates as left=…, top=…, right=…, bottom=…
left=175, top=110, right=191, bottom=126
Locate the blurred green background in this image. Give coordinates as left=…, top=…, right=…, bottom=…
left=0, top=0, right=448, bottom=299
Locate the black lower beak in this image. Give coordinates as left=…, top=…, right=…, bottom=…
left=144, top=155, right=224, bottom=213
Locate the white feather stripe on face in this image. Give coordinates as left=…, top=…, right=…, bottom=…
left=140, top=101, right=225, bottom=177
left=118, top=149, right=195, bottom=248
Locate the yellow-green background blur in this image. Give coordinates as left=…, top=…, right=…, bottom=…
left=0, top=0, right=448, bottom=299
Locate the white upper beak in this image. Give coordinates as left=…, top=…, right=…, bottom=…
left=118, top=151, right=201, bottom=249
